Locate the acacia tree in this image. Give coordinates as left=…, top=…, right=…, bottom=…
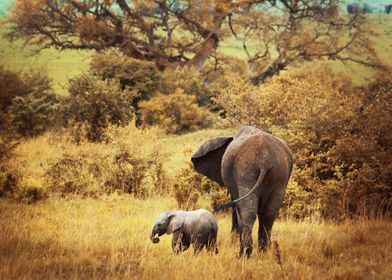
left=233, top=1, right=381, bottom=84
left=5, top=0, right=380, bottom=84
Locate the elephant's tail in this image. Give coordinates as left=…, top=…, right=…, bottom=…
left=213, top=168, right=267, bottom=214
left=213, top=200, right=236, bottom=213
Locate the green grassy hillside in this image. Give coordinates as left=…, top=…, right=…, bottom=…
left=0, top=27, right=91, bottom=95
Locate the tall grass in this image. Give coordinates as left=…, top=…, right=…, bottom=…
left=1, top=125, right=391, bottom=279
left=1, top=196, right=391, bottom=279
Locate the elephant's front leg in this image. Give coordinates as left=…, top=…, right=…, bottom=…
left=171, top=231, right=189, bottom=254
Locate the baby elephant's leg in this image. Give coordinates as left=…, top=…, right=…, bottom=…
left=206, top=232, right=218, bottom=254
left=172, top=231, right=189, bottom=254
left=193, top=234, right=205, bottom=255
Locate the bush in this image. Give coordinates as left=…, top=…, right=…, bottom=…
left=46, top=153, right=108, bottom=198
left=90, top=50, right=160, bottom=101
left=0, top=170, right=48, bottom=204
left=159, top=67, right=218, bottom=107
left=0, top=112, right=18, bottom=168
left=173, top=164, right=222, bottom=210
left=104, top=147, right=149, bottom=198
left=139, top=88, right=215, bottom=134
left=0, top=66, right=57, bottom=137
left=0, top=66, right=52, bottom=113
left=10, top=90, right=60, bottom=137
left=218, top=67, right=392, bottom=219
left=148, top=145, right=171, bottom=195
left=42, top=124, right=168, bottom=199
left=210, top=188, right=230, bottom=211
left=64, top=74, right=136, bottom=142
left=0, top=66, right=26, bottom=112
left=46, top=143, right=150, bottom=198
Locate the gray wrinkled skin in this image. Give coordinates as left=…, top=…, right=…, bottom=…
left=192, top=126, right=293, bottom=257
left=150, top=209, right=218, bottom=254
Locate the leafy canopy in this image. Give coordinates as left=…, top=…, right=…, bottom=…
left=5, top=0, right=381, bottom=84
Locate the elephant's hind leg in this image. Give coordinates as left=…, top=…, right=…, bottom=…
left=258, top=187, right=286, bottom=252
left=238, top=196, right=258, bottom=258
left=206, top=231, right=218, bottom=254
left=231, top=206, right=240, bottom=237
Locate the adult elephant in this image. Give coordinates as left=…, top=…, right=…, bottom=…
left=191, top=126, right=293, bottom=257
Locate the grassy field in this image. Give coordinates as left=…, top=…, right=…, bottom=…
left=1, top=196, right=391, bottom=280
left=1, top=128, right=392, bottom=279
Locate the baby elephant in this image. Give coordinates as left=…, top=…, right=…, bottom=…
left=150, top=209, right=218, bottom=254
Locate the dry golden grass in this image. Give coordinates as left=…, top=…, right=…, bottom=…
left=2, top=128, right=392, bottom=279
left=1, top=195, right=391, bottom=280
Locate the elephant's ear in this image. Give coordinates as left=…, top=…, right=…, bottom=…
left=191, top=136, right=233, bottom=186
left=167, top=213, right=185, bottom=234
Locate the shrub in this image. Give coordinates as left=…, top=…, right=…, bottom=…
left=159, top=67, right=217, bottom=107
left=64, top=74, right=136, bottom=142
left=139, top=88, right=215, bottom=134
left=173, top=165, right=202, bottom=210
left=0, top=66, right=25, bottom=112
left=218, top=67, right=392, bottom=219
left=10, top=90, right=60, bottom=137
left=46, top=153, right=108, bottom=198
left=148, top=145, right=171, bottom=195
left=0, top=112, right=18, bottom=168
left=173, top=164, right=222, bottom=210
left=0, top=172, right=19, bottom=198
left=210, top=188, right=230, bottom=211
left=46, top=144, right=151, bottom=199
left=90, top=50, right=160, bottom=101
left=0, top=66, right=57, bottom=137
left=15, top=176, right=48, bottom=204
left=104, top=147, right=149, bottom=198
left=0, top=66, right=52, bottom=113
left=0, top=169, right=48, bottom=204
left=105, top=124, right=170, bottom=195
left=43, top=124, right=167, bottom=199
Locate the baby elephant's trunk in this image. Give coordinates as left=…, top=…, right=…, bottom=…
left=150, top=226, right=160, bottom=244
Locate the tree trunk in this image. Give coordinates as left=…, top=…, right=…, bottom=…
left=250, top=57, right=291, bottom=85
left=185, top=33, right=219, bottom=70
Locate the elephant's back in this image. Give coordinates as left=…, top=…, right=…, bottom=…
left=186, top=209, right=218, bottom=238
left=223, top=133, right=269, bottom=165
left=261, top=131, right=292, bottom=159
left=222, top=132, right=292, bottom=181
left=188, top=209, right=217, bottom=224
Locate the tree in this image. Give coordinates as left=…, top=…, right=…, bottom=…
left=234, top=2, right=381, bottom=84
left=5, top=1, right=381, bottom=85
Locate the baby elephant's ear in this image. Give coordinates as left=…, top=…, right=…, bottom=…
left=167, top=214, right=185, bottom=234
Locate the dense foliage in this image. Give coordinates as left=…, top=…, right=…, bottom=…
left=64, top=74, right=136, bottom=142
left=218, top=67, right=392, bottom=219
left=0, top=67, right=57, bottom=137
left=139, top=89, right=214, bottom=134
left=90, top=50, right=161, bottom=102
